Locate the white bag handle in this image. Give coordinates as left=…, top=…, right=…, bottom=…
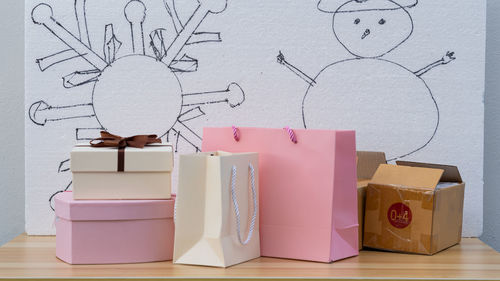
left=231, top=163, right=257, bottom=245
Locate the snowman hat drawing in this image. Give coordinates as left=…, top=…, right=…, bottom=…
left=318, top=0, right=418, bottom=13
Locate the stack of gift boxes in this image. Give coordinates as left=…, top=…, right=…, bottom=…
left=55, top=128, right=465, bottom=266
left=55, top=133, right=176, bottom=264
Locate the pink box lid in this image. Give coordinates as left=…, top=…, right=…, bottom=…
left=55, top=192, right=175, bottom=221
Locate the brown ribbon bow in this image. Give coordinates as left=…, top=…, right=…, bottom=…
left=90, top=131, right=162, bottom=172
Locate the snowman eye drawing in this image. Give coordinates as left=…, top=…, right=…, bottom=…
left=379, top=18, right=386, bottom=25
left=354, top=18, right=360, bottom=25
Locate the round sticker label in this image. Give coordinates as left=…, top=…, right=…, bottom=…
left=387, top=203, right=412, bottom=229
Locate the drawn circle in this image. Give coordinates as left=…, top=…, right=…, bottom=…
left=302, top=59, right=439, bottom=160
left=387, top=202, right=412, bottom=229
left=92, top=55, right=182, bottom=137
left=31, top=3, right=53, bottom=25
left=202, top=0, right=228, bottom=14
left=332, top=0, right=413, bottom=58
left=124, top=0, right=146, bottom=23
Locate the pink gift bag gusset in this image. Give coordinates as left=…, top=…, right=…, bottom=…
left=202, top=127, right=359, bottom=263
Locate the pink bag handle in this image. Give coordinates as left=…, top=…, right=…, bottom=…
left=231, top=126, right=297, bottom=144
left=284, top=126, right=298, bottom=143
left=232, top=125, right=240, bottom=141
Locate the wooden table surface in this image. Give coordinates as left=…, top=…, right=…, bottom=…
left=1, top=234, right=499, bottom=280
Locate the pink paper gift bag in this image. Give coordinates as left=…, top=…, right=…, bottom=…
left=202, top=127, right=358, bottom=263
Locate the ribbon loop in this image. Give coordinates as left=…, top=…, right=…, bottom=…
left=90, top=131, right=161, bottom=148
left=90, top=131, right=162, bottom=172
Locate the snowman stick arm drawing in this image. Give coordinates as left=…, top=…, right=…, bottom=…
left=277, top=51, right=316, bottom=86
left=414, top=51, right=456, bottom=77
left=162, top=0, right=228, bottom=65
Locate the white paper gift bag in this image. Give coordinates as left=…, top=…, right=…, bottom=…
left=173, top=151, right=260, bottom=267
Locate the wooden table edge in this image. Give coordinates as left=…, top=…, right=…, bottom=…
left=1, top=234, right=499, bottom=281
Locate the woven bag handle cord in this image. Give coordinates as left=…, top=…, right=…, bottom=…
left=231, top=163, right=257, bottom=245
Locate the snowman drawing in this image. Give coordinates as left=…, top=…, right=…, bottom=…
left=277, top=0, right=456, bottom=160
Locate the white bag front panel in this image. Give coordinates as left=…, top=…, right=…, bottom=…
left=174, top=152, right=259, bottom=267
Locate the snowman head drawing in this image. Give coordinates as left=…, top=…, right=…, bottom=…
left=318, top=0, right=417, bottom=58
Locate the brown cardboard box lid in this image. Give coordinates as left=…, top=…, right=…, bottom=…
left=357, top=151, right=387, bottom=180
left=396, top=161, right=463, bottom=183
left=371, top=164, right=444, bottom=190
left=357, top=179, right=371, bottom=188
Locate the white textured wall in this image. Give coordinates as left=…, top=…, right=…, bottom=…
left=0, top=0, right=25, bottom=246
left=0, top=0, right=498, bottom=250
left=481, top=0, right=500, bottom=252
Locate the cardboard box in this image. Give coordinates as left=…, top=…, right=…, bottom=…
left=363, top=161, right=465, bottom=255
left=55, top=192, right=175, bottom=264
left=71, top=143, right=173, bottom=200
left=356, top=151, right=387, bottom=250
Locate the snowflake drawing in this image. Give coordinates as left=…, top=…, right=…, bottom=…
left=28, top=0, right=245, bottom=209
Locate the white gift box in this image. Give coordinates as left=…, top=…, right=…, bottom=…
left=70, top=143, right=173, bottom=200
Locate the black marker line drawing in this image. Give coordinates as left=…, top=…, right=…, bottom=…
left=150, top=28, right=167, bottom=60
left=58, top=159, right=71, bottom=173
left=186, top=32, right=223, bottom=45
left=75, top=0, right=91, bottom=49
left=277, top=51, right=316, bottom=87
left=164, top=0, right=183, bottom=34
left=63, top=69, right=101, bottom=88
left=29, top=101, right=95, bottom=126
left=163, top=0, right=222, bottom=44
left=125, top=0, right=146, bottom=55
left=29, top=0, right=245, bottom=211
left=49, top=160, right=73, bottom=212
left=36, top=49, right=86, bottom=72
left=182, top=82, right=245, bottom=108
left=49, top=181, right=71, bottom=211
left=278, top=0, right=456, bottom=161
left=178, top=106, right=205, bottom=123
left=35, top=0, right=92, bottom=72
left=76, top=127, right=104, bottom=141
left=104, top=24, right=122, bottom=64
left=169, top=54, right=199, bottom=73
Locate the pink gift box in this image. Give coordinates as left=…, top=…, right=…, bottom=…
left=55, top=192, right=175, bottom=264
